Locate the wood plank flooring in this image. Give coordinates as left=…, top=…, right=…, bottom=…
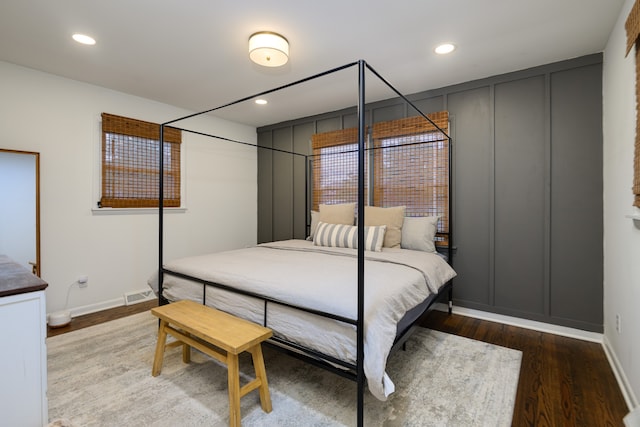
left=48, top=301, right=630, bottom=426
left=46, top=300, right=158, bottom=338
left=420, top=310, right=629, bottom=427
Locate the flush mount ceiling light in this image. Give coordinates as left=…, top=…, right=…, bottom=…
left=72, top=33, right=96, bottom=45
left=255, top=99, right=268, bottom=105
left=249, top=31, right=289, bottom=67
left=434, top=43, right=456, bottom=55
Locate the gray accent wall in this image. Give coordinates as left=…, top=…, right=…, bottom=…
left=257, top=54, right=604, bottom=332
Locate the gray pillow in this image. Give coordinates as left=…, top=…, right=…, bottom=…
left=401, top=216, right=439, bottom=252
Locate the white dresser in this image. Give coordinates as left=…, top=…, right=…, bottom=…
left=0, top=255, right=48, bottom=427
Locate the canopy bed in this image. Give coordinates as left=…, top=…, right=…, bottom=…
left=151, top=60, right=455, bottom=426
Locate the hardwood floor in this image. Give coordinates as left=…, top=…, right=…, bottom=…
left=48, top=301, right=630, bottom=426
left=421, top=310, right=629, bottom=427
left=46, top=300, right=159, bottom=338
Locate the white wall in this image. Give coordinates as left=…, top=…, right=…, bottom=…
left=0, top=61, right=257, bottom=316
left=603, top=0, right=640, bottom=409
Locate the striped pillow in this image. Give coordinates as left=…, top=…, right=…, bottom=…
left=313, top=222, right=387, bottom=252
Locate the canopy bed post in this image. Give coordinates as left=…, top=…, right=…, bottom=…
left=158, top=124, right=165, bottom=305
left=356, top=59, right=366, bottom=427
left=448, top=133, right=454, bottom=313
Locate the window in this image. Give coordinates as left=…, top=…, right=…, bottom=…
left=311, top=111, right=450, bottom=245
left=100, top=113, right=181, bottom=208
left=372, top=112, right=450, bottom=244
left=310, top=127, right=369, bottom=210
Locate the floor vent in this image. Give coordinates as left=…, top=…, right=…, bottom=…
left=124, top=289, right=155, bottom=306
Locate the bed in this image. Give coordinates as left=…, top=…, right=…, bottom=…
left=152, top=60, right=455, bottom=426
left=150, top=238, right=455, bottom=400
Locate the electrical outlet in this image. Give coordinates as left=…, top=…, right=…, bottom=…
left=78, top=275, right=88, bottom=288
left=615, top=314, right=622, bottom=334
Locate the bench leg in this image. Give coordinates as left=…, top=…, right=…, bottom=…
left=152, top=320, right=168, bottom=376
left=249, top=344, right=272, bottom=413
left=227, top=353, right=241, bottom=427
left=182, top=332, right=191, bottom=364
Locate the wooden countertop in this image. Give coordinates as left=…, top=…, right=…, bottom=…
left=0, top=255, right=48, bottom=297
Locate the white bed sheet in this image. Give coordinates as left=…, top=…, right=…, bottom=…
left=148, top=239, right=456, bottom=400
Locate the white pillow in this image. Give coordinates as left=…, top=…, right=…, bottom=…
left=401, top=216, right=439, bottom=253
left=313, top=222, right=386, bottom=252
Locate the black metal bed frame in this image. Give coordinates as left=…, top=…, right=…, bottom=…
left=156, top=60, right=453, bottom=427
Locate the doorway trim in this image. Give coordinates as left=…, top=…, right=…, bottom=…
left=0, top=148, right=41, bottom=277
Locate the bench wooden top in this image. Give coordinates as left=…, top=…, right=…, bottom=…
left=151, top=300, right=272, bottom=355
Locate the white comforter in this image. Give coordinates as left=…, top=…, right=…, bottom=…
left=149, top=239, right=456, bottom=400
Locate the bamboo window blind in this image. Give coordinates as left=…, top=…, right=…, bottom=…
left=311, top=111, right=450, bottom=245
left=626, top=0, right=640, bottom=208
left=100, top=113, right=181, bottom=208
left=311, top=127, right=369, bottom=210
left=372, top=112, right=449, bottom=245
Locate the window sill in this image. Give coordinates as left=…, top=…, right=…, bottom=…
left=91, top=207, right=187, bottom=216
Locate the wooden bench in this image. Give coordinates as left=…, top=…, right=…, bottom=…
left=151, top=300, right=273, bottom=427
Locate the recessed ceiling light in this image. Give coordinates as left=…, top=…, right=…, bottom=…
left=255, top=99, right=268, bottom=105
left=434, top=43, right=455, bottom=55
left=72, top=33, right=96, bottom=45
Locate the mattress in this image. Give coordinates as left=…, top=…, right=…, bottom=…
left=148, top=239, right=456, bottom=400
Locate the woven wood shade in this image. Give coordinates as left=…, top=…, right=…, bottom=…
left=311, top=111, right=450, bottom=245
left=634, top=47, right=640, bottom=207
left=626, top=0, right=640, bottom=207
left=626, top=0, right=640, bottom=55
left=311, top=127, right=367, bottom=210
left=373, top=112, right=450, bottom=245
left=100, top=113, right=181, bottom=208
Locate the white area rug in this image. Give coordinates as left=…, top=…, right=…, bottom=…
left=47, top=311, right=521, bottom=426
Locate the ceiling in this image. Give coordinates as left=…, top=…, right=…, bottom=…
left=0, top=0, right=625, bottom=127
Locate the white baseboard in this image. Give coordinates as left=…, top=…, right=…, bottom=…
left=50, top=289, right=159, bottom=319
left=61, top=297, right=126, bottom=319
left=434, top=303, right=603, bottom=343
left=603, top=334, right=638, bottom=411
